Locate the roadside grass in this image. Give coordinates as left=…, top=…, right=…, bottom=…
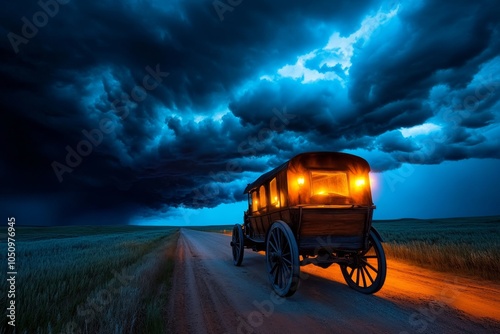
left=374, top=216, right=500, bottom=281
left=0, top=226, right=179, bottom=333
left=130, top=231, right=178, bottom=333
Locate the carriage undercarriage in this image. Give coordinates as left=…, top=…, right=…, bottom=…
left=231, top=217, right=387, bottom=297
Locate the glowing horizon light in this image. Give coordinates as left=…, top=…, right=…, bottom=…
left=369, top=173, right=376, bottom=189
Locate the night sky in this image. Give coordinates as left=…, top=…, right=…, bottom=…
left=1, top=1, right=499, bottom=226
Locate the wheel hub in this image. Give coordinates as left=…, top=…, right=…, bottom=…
left=271, top=251, right=281, bottom=262
left=350, top=254, right=364, bottom=267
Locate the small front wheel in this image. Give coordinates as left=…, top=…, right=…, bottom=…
left=340, top=229, right=387, bottom=294
left=231, top=224, right=244, bottom=266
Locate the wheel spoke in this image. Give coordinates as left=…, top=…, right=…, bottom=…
left=278, top=266, right=284, bottom=288
left=275, top=230, right=281, bottom=250
left=361, top=259, right=378, bottom=273
left=363, top=266, right=374, bottom=284
left=349, top=266, right=355, bottom=278
left=273, top=265, right=280, bottom=285
left=282, top=257, right=292, bottom=266
left=281, top=262, right=291, bottom=276
left=269, top=232, right=277, bottom=250
left=356, top=267, right=360, bottom=285
left=269, top=240, right=278, bottom=253
left=364, top=255, right=377, bottom=258
left=270, top=261, right=279, bottom=275
left=360, top=266, right=367, bottom=287
left=282, top=265, right=289, bottom=286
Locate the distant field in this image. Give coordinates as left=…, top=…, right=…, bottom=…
left=0, top=226, right=179, bottom=333
left=374, top=216, right=500, bottom=281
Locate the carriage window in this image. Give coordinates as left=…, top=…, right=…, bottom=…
left=259, top=185, right=267, bottom=208
left=270, top=178, right=279, bottom=207
left=251, top=191, right=259, bottom=212
left=311, top=171, right=349, bottom=197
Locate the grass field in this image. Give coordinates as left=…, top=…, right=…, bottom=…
left=373, top=216, right=500, bottom=281
left=0, top=226, right=179, bottom=334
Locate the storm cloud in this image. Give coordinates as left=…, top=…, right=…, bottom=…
left=1, top=0, right=499, bottom=224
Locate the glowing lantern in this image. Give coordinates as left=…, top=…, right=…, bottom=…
left=297, top=176, right=305, bottom=186
left=355, top=178, right=366, bottom=187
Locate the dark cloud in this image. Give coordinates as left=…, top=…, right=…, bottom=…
left=349, top=0, right=500, bottom=108
left=1, top=0, right=499, bottom=224
left=375, top=131, right=418, bottom=153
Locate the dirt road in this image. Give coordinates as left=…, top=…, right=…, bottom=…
left=167, top=229, right=500, bottom=334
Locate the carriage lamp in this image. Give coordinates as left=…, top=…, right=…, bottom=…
left=355, top=177, right=366, bottom=187
left=297, top=176, right=305, bottom=186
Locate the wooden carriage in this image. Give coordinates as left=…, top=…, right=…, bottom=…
left=230, top=152, right=386, bottom=297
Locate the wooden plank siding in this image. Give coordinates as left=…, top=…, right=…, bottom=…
left=297, top=207, right=371, bottom=252
left=248, top=208, right=293, bottom=242
left=299, top=209, right=367, bottom=237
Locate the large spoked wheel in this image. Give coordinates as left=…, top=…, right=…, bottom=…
left=340, top=230, right=386, bottom=294
left=266, top=221, right=300, bottom=297
left=231, top=224, right=244, bottom=266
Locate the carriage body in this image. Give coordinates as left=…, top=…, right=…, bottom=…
left=231, top=152, right=386, bottom=297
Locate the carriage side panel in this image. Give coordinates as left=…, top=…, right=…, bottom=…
left=298, top=207, right=372, bottom=251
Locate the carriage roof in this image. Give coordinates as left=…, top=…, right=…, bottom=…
left=243, top=152, right=371, bottom=194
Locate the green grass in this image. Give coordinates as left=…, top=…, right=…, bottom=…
left=373, top=216, right=500, bottom=281
left=0, top=226, right=179, bottom=334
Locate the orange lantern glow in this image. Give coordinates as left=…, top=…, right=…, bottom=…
left=297, top=176, right=305, bottom=186
left=355, top=178, right=366, bottom=187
